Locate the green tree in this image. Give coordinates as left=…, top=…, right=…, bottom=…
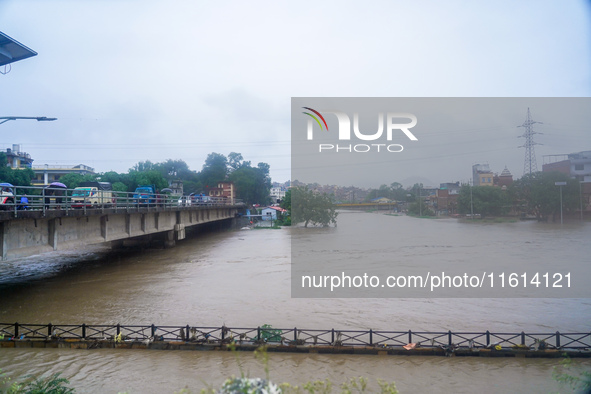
left=390, top=182, right=407, bottom=201
left=111, top=182, right=128, bottom=193
left=127, top=170, right=168, bottom=191
left=227, top=160, right=272, bottom=205
left=199, top=152, right=228, bottom=189
left=280, top=189, right=291, bottom=212
left=227, top=152, right=246, bottom=172
left=153, top=159, right=193, bottom=181
left=130, top=160, right=156, bottom=172
left=407, top=199, right=434, bottom=216
left=457, top=185, right=511, bottom=218
left=0, top=153, right=35, bottom=186
left=291, top=186, right=338, bottom=227
left=99, top=171, right=124, bottom=185
left=511, top=171, right=580, bottom=221
left=59, top=173, right=97, bottom=188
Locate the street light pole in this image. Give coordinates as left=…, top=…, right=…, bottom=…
left=580, top=181, right=584, bottom=221
left=555, top=181, right=567, bottom=225
left=470, top=179, right=474, bottom=220
left=419, top=187, right=422, bottom=217
left=0, top=116, right=57, bottom=125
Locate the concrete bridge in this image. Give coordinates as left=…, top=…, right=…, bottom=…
left=0, top=204, right=244, bottom=261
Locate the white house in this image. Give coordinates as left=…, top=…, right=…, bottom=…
left=261, top=206, right=286, bottom=220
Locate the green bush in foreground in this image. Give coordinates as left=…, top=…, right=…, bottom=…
left=552, top=356, right=591, bottom=393
left=0, top=371, right=74, bottom=394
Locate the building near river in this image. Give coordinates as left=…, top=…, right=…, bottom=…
left=472, top=163, right=493, bottom=186
left=4, top=144, right=33, bottom=169
left=542, top=151, right=591, bottom=182
left=208, top=181, right=235, bottom=204
left=31, top=164, right=95, bottom=186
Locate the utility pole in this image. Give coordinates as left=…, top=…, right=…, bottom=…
left=580, top=181, right=584, bottom=221
left=470, top=180, right=474, bottom=220
left=555, top=182, right=566, bottom=224
left=518, top=108, right=542, bottom=176
left=419, top=187, right=422, bottom=217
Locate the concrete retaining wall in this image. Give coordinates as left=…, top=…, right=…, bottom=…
left=1, top=339, right=589, bottom=358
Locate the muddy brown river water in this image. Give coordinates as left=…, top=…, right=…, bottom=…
left=1, top=212, right=590, bottom=393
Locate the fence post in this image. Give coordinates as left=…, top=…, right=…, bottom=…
left=48, top=323, right=52, bottom=338
left=14, top=322, right=18, bottom=338
left=408, top=330, right=412, bottom=344
left=486, top=331, right=490, bottom=347
left=556, top=331, right=561, bottom=348
left=369, top=329, right=373, bottom=346
left=448, top=331, right=452, bottom=346
left=521, top=331, right=525, bottom=346
left=257, top=326, right=261, bottom=341
left=151, top=324, right=156, bottom=338
left=186, top=325, right=190, bottom=341
left=221, top=326, right=225, bottom=341
left=116, top=324, right=120, bottom=336
left=331, top=329, right=335, bottom=344
left=82, top=324, right=86, bottom=339
left=294, top=327, right=297, bottom=342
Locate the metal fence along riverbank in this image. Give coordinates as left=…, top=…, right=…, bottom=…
left=1, top=323, right=590, bottom=358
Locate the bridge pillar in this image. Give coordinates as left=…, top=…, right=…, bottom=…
left=0, top=221, right=8, bottom=260
left=48, top=219, right=58, bottom=251
left=174, top=224, right=185, bottom=240
left=164, top=230, right=175, bottom=248
left=100, top=215, right=108, bottom=241
left=125, top=214, right=131, bottom=236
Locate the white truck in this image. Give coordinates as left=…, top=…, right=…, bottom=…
left=71, top=182, right=114, bottom=208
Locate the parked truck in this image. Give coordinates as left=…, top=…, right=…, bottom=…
left=71, top=182, right=114, bottom=208
left=133, top=184, right=157, bottom=206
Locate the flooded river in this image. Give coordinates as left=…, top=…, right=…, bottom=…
left=0, top=212, right=590, bottom=393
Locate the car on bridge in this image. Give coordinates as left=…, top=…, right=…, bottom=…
left=0, top=183, right=15, bottom=210
left=71, top=181, right=114, bottom=208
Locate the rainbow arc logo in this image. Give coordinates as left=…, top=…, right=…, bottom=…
left=302, top=107, right=329, bottom=132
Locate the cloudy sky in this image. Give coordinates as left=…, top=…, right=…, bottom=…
left=1, top=1, right=589, bottom=187
left=292, top=97, right=591, bottom=187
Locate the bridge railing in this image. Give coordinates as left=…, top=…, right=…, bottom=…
left=0, top=185, right=244, bottom=218
left=1, top=322, right=589, bottom=350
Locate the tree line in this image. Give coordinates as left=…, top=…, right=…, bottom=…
left=362, top=171, right=585, bottom=221
left=0, top=152, right=272, bottom=206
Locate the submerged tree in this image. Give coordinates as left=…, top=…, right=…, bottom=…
left=511, top=171, right=580, bottom=221
left=407, top=199, right=435, bottom=217
left=457, top=184, right=511, bottom=218
left=291, top=186, right=338, bottom=227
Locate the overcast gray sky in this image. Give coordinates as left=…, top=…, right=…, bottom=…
left=1, top=0, right=589, bottom=186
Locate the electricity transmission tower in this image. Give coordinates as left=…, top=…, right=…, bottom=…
left=518, top=108, right=542, bottom=176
